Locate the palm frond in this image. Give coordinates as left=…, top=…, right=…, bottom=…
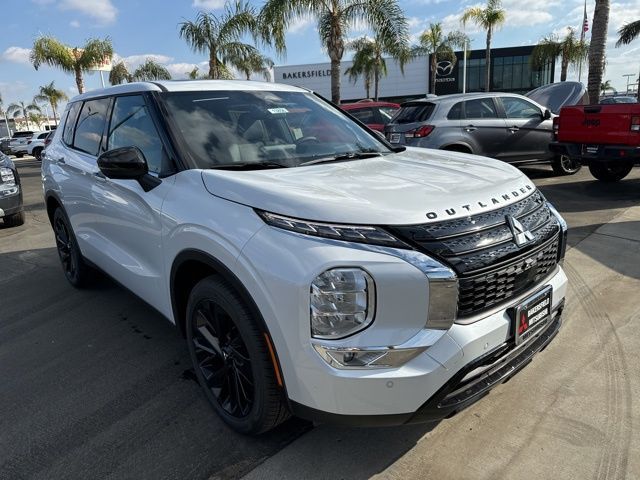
left=109, top=61, right=132, bottom=85
left=131, top=60, right=172, bottom=81
left=30, top=36, right=75, bottom=72
left=77, top=38, right=113, bottom=70
left=616, top=20, right=640, bottom=47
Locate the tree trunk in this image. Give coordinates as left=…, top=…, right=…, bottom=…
left=485, top=27, right=492, bottom=92
left=560, top=55, right=569, bottom=82
left=51, top=102, right=58, bottom=126
left=374, top=65, right=380, bottom=101
left=75, top=67, right=84, bottom=94
left=209, top=51, right=217, bottom=79
left=588, top=0, right=610, bottom=104
left=431, top=55, right=437, bottom=94
left=365, top=78, right=370, bottom=99
left=24, top=112, right=30, bottom=131
left=330, top=57, right=341, bottom=104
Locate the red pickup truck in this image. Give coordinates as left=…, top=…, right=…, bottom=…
left=550, top=103, right=640, bottom=181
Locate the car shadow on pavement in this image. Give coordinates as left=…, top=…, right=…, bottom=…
left=0, top=247, right=311, bottom=480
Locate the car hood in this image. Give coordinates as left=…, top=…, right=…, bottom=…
left=200, top=148, right=536, bottom=225
left=526, top=81, right=587, bottom=114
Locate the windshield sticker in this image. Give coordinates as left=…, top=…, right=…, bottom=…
left=267, top=108, right=289, bottom=114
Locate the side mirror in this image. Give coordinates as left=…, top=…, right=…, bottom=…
left=543, top=109, right=552, bottom=120
left=97, top=146, right=161, bottom=192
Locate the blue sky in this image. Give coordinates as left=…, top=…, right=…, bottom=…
left=0, top=0, right=638, bottom=111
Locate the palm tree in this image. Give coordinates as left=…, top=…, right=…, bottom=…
left=33, top=81, right=68, bottom=126
left=261, top=0, right=409, bottom=104
left=587, top=0, right=610, bottom=103
left=109, top=61, right=132, bottom=85
left=532, top=28, right=589, bottom=82
left=179, top=1, right=262, bottom=80
left=345, top=39, right=376, bottom=98
left=31, top=36, right=113, bottom=94
left=7, top=101, right=41, bottom=131
left=346, top=35, right=410, bottom=100
left=28, top=112, right=46, bottom=130
left=131, top=60, right=172, bottom=81
left=234, top=51, right=274, bottom=81
left=412, top=23, right=469, bottom=95
left=600, top=80, right=616, bottom=95
left=461, top=0, right=506, bottom=92
left=616, top=20, right=640, bottom=46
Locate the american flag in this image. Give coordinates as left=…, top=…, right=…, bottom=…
left=582, top=2, right=589, bottom=34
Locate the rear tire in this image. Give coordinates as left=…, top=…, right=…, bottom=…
left=186, top=275, right=289, bottom=434
left=3, top=210, right=25, bottom=227
left=15, top=152, right=24, bottom=158
left=52, top=208, right=92, bottom=288
left=552, top=155, right=581, bottom=176
left=33, top=147, right=43, bottom=161
left=588, top=162, right=633, bottom=182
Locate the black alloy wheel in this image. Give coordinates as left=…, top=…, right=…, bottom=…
left=53, top=208, right=90, bottom=287
left=33, top=147, right=43, bottom=161
left=552, top=155, right=582, bottom=175
left=186, top=276, right=289, bottom=434
left=192, top=298, right=255, bottom=417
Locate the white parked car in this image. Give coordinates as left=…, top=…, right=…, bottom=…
left=42, top=81, right=568, bottom=434
left=26, top=130, right=53, bottom=160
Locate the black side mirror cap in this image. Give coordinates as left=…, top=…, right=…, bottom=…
left=543, top=109, right=552, bottom=120
left=97, top=146, right=161, bottom=192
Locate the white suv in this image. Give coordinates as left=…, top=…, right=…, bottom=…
left=42, top=81, right=568, bottom=434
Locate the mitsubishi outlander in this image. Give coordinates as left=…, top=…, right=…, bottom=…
left=42, top=81, right=568, bottom=434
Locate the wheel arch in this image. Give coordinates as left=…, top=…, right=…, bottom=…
left=45, top=191, right=63, bottom=226
left=440, top=143, right=473, bottom=154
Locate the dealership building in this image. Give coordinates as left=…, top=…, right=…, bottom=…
left=274, top=45, right=555, bottom=103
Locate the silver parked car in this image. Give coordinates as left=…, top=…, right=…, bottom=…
left=385, top=83, right=586, bottom=176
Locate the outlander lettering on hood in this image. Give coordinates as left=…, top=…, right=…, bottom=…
left=425, top=184, right=534, bottom=219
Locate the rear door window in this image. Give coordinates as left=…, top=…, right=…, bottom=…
left=62, top=103, right=81, bottom=146
left=392, top=103, right=435, bottom=123
left=73, top=98, right=110, bottom=155
left=463, top=98, right=498, bottom=119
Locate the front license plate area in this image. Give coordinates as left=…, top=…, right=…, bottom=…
left=513, top=286, right=552, bottom=345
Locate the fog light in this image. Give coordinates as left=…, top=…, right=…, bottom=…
left=313, top=344, right=426, bottom=369
left=310, top=268, right=375, bottom=339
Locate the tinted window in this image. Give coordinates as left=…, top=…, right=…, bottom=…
left=74, top=98, right=109, bottom=155
left=108, top=95, right=168, bottom=174
left=392, top=103, right=435, bottom=124
left=37, top=132, right=49, bottom=139
left=502, top=97, right=541, bottom=119
left=447, top=102, right=463, bottom=119
left=464, top=98, right=498, bottom=119
left=62, top=103, right=81, bottom=145
left=349, top=108, right=375, bottom=124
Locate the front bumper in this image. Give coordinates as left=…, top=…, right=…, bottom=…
left=0, top=185, right=22, bottom=217
left=240, top=224, right=568, bottom=422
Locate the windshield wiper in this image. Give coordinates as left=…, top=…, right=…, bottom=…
left=210, top=161, right=290, bottom=170
left=301, top=151, right=383, bottom=166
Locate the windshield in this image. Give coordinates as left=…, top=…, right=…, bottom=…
left=161, top=90, right=391, bottom=169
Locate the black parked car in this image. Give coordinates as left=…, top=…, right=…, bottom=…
left=0, top=152, right=24, bottom=227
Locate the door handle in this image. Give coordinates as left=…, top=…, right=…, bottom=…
left=56, top=156, right=66, bottom=164
left=509, top=126, right=520, bottom=133
left=464, top=125, right=477, bottom=132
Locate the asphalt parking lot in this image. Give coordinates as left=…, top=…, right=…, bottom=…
left=1, top=157, right=639, bottom=480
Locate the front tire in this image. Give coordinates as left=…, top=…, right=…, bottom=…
left=3, top=210, right=25, bottom=227
left=186, top=276, right=289, bottom=434
left=53, top=208, right=91, bottom=287
left=589, top=162, right=633, bottom=182
left=552, top=155, right=581, bottom=175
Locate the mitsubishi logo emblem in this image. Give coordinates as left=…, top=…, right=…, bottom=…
left=506, top=215, right=535, bottom=247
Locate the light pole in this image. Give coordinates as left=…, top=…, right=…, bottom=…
left=623, top=73, right=634, bottom=93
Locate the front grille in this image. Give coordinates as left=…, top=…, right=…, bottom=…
left=388, top=190, right=561, bottom=317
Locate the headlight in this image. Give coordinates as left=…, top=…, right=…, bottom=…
left=257, top=210, right=406, bottom=248
left=0, top=167, right=15, bottom=185
left=310, top=268, right=375, bottom=339
left=313, top=344, right=426, bottom=369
